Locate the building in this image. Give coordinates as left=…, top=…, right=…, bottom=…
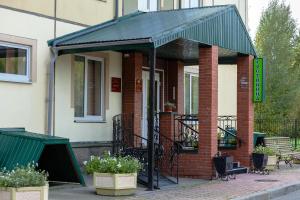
left=0, top=0, right=254, bottom=186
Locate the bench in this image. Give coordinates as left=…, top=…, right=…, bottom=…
left=264, top=137, right=300, bottom=168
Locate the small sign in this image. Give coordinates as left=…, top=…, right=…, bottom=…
left=111, top=77, right=121, bottom=92
left=136, top=79, right=142, bottom=92
left=253, top=58, right=265, bottom=103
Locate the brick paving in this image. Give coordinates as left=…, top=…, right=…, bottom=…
left=49, top=165, right=300, bottom=200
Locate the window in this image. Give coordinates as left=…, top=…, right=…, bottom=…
left=0, top=42, right=31, bottom=83
left=185, top=73, right=198, bottom=114
left=138, top=0, right=158, bottom=11
left=74, top=55, right=105, bottom=122
left=181, top=0, right=200, bottom=8
left=159, top=0, right=174, bottom=10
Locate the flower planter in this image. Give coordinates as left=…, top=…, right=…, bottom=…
left=252, top=153, right=269, bottom=170
left=93, top=172, right=137, bottom=196
left=266, top=155, right=277, bottom=170
left=213, top=156, right=233, bottom=175
left=0, top=185, right=48, bottom=200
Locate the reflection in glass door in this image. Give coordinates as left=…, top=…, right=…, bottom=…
left=141, top=71, right=160, bottom=144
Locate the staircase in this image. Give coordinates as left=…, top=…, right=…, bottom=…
left=112, top=113, right=179, bottom=189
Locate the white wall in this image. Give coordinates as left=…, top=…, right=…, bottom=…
left=0, top=7, right=122, bottom=142
left=218, top=65, right=237, bottom=116
left=203, top=0, right=248, bottom=27
left=54, top=52, right=122, bottom=142
left=184, top=64, right=237, bottom=116
left=0, top=8, right=53, bottom=133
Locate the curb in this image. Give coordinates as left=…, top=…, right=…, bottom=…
left=233, top=182, right=300, bottom=200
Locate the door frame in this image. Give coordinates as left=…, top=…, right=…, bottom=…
left=141, top=68, right=164, bottom=141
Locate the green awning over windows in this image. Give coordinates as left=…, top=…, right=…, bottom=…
left=0, top=128, right=85, bottom=185
left=48, top=5, right=256, bottom=57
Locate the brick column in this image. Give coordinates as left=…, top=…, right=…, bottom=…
left=236, top=55, right=254, bottom=167
left=167, top=60, right=184, bottom=114
left=198, top=46, right=218, bottom=179
left=159, top=112, right=174, bottom=174
left=122, top=52, right=143, bottom=137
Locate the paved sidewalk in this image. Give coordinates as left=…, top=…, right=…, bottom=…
left=50, top=165, right=300, bottom=200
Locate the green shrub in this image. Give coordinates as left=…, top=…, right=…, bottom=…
left=253, top=145, right=276, bottom=156
left=0, top=163, right=48, bottom=188
left=84, top=152, right=142, bottom=174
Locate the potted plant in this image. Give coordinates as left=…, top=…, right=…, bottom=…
left=0, top=163, right=48, bottom=200
left=252, top=146, right=277, bottom=170
left=84, top=152, right=142, bottom=196
left=164, top=101, right=176, bottom=112
left=213, top=153, right=234, bottom=180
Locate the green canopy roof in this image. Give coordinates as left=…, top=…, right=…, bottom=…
left=48, top=5, right=256, bottom=57
left=0, top=128, right=85, bottom=185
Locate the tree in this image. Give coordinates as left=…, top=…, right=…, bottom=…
left=254, top=0, right=298, bottom=119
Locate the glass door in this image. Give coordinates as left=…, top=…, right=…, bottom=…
left=141, top=71, right=160, bottom=144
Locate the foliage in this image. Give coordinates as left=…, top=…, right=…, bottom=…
left=253, top=145, right=277, bottom=156
left=254, top=0, right=299, bottom=120
left=84, top=152, right=142, bottom=174
left=0, top=163, right=48, bottom=188
left=165, top=101, right=176, bottom=109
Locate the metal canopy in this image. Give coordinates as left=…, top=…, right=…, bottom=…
left=0, top=128, right=85, bottom=185
left=48, top=5, right=256, bottom=58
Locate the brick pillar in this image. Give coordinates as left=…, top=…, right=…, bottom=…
left=236, top=55, right=254, bottom=167
left=122, top=52, right=143, bottom=137
left=159, top=112, right=174, bottom=174
left=198, top=46, right=218, bottom=179
left=167, top=60, right=184, bottom=114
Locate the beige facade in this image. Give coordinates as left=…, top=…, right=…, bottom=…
left=0, top=6, right=123, bottom=142
left=0, top=0, right=247, bottom=142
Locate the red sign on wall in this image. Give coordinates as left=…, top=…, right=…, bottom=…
left=111, top=77, right=121, bottom=92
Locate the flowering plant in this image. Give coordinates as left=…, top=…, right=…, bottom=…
left=83, top=151, right=142, bottom=174
left=0, top=162, right=48, bottom=188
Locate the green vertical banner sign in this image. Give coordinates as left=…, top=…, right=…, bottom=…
left=253, top=58, right=265, bottom=103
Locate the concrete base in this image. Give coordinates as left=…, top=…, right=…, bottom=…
left=95, top=188, right=136, bottom=196
left=233, top=183, right=300, bottom=200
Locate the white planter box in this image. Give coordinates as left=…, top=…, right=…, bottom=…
left=266, top=155, right=277, bottom=170
left=0, top=185, right=48, bottom=200
left=93, top=172, right=137, bottom=196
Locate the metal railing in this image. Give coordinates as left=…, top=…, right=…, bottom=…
left=255, top=118, right=300, bottom=148
left=218, top=115, right=237, bottom=130
left=112, top=113, right=178, bottom=188
left=174, top=114, right=199, bottom=151
left=218, top=126, right=240, bottom=149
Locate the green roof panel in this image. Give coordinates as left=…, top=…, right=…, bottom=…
left=48, top=5, right=256, bottom=56
left=0, top=129, right=85, bottom=185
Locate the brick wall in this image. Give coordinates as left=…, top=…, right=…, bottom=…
left=122, top=52, right=143, bottom=137
left=197, top=46, right=219, bottom=179
left=166, top=60, right=184, bottom=114
left=235, top=55, right=254, bottom=167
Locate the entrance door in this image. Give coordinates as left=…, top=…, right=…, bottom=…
left=141, top=71, right=161, bottom=143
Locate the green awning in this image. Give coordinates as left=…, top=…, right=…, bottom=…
left=0, top=128, right=85, bottom=185
left=48, top=5, right=256, bottom=57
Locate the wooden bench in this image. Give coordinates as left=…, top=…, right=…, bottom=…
left=264, top=137, right=300, bottom=168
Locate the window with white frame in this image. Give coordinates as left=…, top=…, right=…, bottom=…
left=0, top=42, right=31, bottom=83
left=181, top=0, right=201, bottom=8
left=138, top=0, right=158, bottom=11
left=74, top=55, right=105, bottom=122
left=185, top=73, right=199, bottom=114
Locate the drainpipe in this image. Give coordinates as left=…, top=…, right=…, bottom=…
left=114, top=0, right=119, bottom=19
left=47, top=48, right=58, bottom=136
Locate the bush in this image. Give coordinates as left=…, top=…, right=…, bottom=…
left=0, top=163, right=48, bottom=188
left=84, top=152, right=142, bottom=174
left=253, top=145, right=276, bottom=156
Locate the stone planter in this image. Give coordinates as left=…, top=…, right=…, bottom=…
left=0, top=185, right=48, bottom=200
left=93, top=172, right=137, bottom=196
left=266, top=155, right=277, bottom=170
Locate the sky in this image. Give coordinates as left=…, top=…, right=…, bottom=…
left=248, top=0, right=300, bottom=39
